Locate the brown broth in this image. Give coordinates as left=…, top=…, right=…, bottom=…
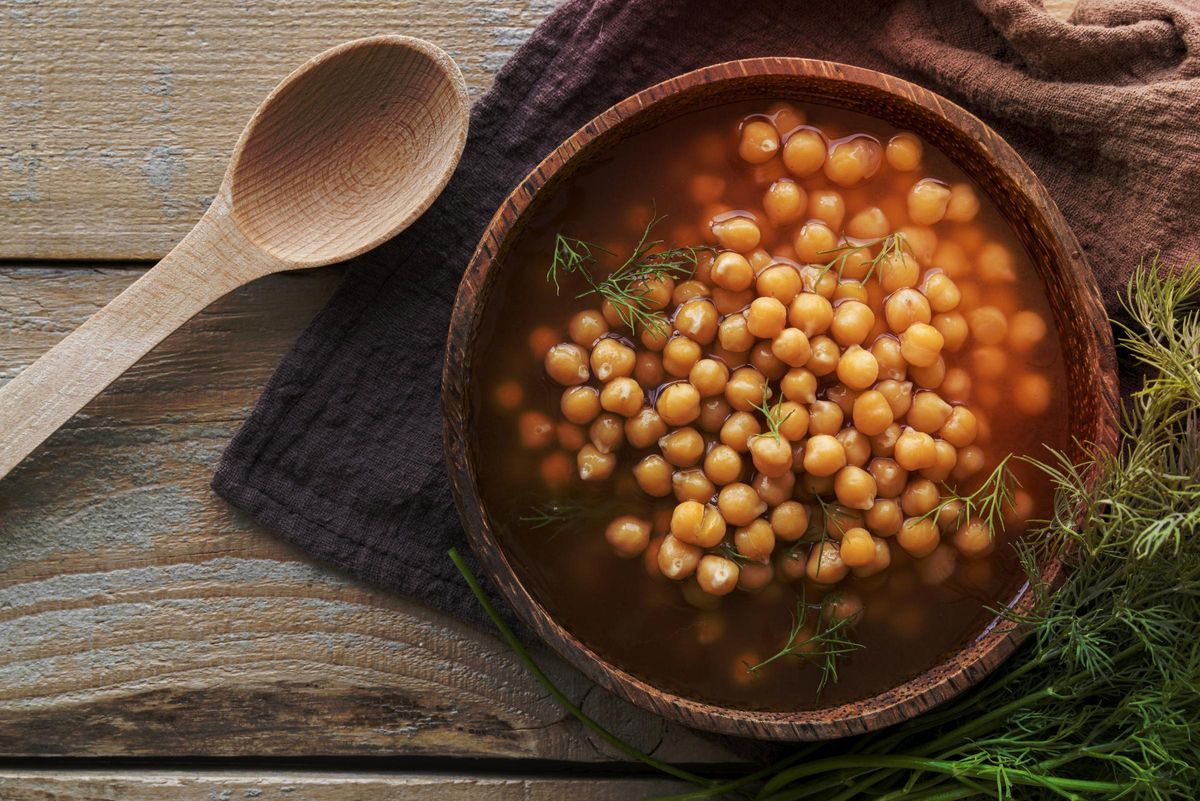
left=471, top=100, right=1069, bottom=710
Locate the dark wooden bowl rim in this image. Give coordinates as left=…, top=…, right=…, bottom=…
left=442, top=58, right=1120, bottom=741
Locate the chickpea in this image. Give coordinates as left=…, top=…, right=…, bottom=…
left=712, top=215, right=762, bottom=252
left=518, top=410, right=555, bottom=449
left=839, top=527, right=877, bottom=568
left=671, top=500, right=727, bottom=547
left=953, top=445, right=986, bottom=481
left=639, top=317, right=671, bottom=351
left=555, top=386, right=597, bottom=426
left=900, top=322, right=944, bottom=367
left=833, top=280, right=868, bottom=304
left=697, top=396, right=732, bottom=433
left=876, top=379, right=914, bottom=418
left=746, top=297, right=788, bottom=339
left=781, top=367, right=818, bottom=403
left=672, top=279, right=708, bottom=306
left=879, top=250, right=921, bottom=293
left=596, top=376, right=641, bottom=417
left=677, top=359, right=723, bottom=399
left=660, top=336, right=701, bottom=378
left=852, top=536, right=893, bottom=577
left=894, top=428, right=938, bottom=471
left=806, top=335, right=841, bottom=377
left=920, top=439, right=958, bottom=482
left=939, top=406, right=978, bottom=447
left=800, top=192, right=843, bottom=236
left=909, top=356, right=946, bottom=389
left=968, top=346, right=1007, bottom=381
left=1015, top=372, right=1053, bottom=415
left=738, top=560, right=775, bottom=593
left=782, top=127, right=827, bottom=176
left=897, top=516, right=940, bottom=558
left=751, top=340, right=788, bottom=381
left=577, top=443, right=617, bottom=481
left=967, top=306, right=1008, bottom=347
left=842, top=427, right=875, bottom=468
left=605, top=516, right=651, bottom=558
left=826, top=383, right=860, bottom=417
left=835, top=466, right=878, bottom=511
left=883, top=288, right=930, bottom=334
left=734, top=518, right=776, bottom=562
left=632, top=275, right=674, bottom=312
left=713, top=287, right=755, bottom=316
left=763, top=328, right=810, bottom=369
left=738, top=119, right=780, bottom=165
left=704, top=444, right=744, bottom=485
left=589, top=413, right=624, bottom=453
left=1008, top=310, right=1048, bottom=352
left=932, top=311, right=969, bottom=352
left=941, top=367, right=972, bottom=402
left=907, top=178, right=951, bottom=226
left=913, top=543, right=957, bottom=586
left=718, top=314, right=756, bottom=352
left=689, top=173, right=726, bottom=205
left=697, top=554, right=741, bottom=596
left=934, top=499, right=964, bottom=533
left=866, top=498, right=904, bottom=537
left=848, top=390, right=892, bottom=437
left=899, top=478, right=939, bottom=517
left=800, top=471, right=836, bottom=497
left=493, top=379, right=523, bottom=411
left=643, top=534, right=666, bottom=578
left=954, top=518, right=994, bottom=558
left=528, top=326, right=560, bottom=359
left=634, top=351, right=664, bottom=387
left=720, top=411, right=762, bottom=452
left=539, top=451, right=572, bottom=489
left=657, top=382, right=701, bottom=426
left=944, top=182, right=980, bottom=222
left=770, top=401, right=806, bottom=441
left=658, top=534, right=702, bottom=579
left=673, top=469, right=716, bottom=503
left=545, top=342, right=590, bottom=385
left=763, top=179, right=806, bottom=226
left=568, top=309, right=609, bottom=347
left=725, top=366, right=769, bottom=412
left=556, top=421, right=586, bottom=451
left=766, top=502, right=807, bottom=542
left=836, top=345, right=879, bottom=390
left=750, top=433, right=794, bottom=478
left=794, top=221, right=838, bottom=263
left=977, top=242, right=1016, bottom=283
left=885, top=132, right=922, bottom=171
left=868, top=457, right=908, bottom=498
left=807, top=541, right=849, bottom=584
left=710, top=251, right=753, bottom=292
left=633, top=454, right=673, bottom=497
left=830, top=300, right=875, bottom=346
left=756, top=264, right=803, bottom=304
left=718, top=482, right=767, bottom=526
left=1005, top=488, right=1035, bottom=531
left=675, top=298, right=719, bottom=344
left=846, top=207, right=891, bottom=240
left=802, top=433, right=846, bottom=476
left=824, top=135, right=882, bottom=187
left=807, top=400, right=844, bottom=436
left=657, top=427, right=702, bottom=467
left=624, top=407, right=667, bottom=449
left=907, top=391, right=953, bottom=433
left=898, top=224, right=938, bottom=266
left=788, top=292, right=834, bottom=338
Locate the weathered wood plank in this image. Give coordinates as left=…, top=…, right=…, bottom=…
left=0, top=771, right=687, bottom=800
left=0, top=265, right=734, bottom=763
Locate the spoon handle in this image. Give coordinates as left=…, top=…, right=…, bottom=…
left=0, top=212, right=276, bottom=480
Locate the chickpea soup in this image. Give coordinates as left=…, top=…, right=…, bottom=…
left=472, top=100, right=1068, bottom=710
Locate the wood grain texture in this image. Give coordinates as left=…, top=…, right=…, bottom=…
left=0, top=771, right=686, bottom=800
left=0, top=266, right=733, bottom=764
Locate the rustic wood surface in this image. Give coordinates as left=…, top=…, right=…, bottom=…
left=0, top=0, right=1077, bottom=792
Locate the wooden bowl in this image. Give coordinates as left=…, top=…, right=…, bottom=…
left=443, top=58, right=1119, bottom=740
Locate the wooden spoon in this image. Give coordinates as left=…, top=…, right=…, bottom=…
left=0, top=35, right=469, bottom=480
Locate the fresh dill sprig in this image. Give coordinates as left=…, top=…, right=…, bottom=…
left=749, top=394, right=793, bottom=442
left=816, top=232, right=910, bottom=284
left=545, top=212, right=712, bottom=335
left=519, top=499, right=589, bottom=530
left=916, top=453, right=1021, bottom=537
left=747, top=593, right=864, bottom=698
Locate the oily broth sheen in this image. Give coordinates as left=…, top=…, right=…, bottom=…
left=472, top=100, right=1068, bottom=710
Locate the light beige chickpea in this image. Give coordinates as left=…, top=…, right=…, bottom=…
left=605, top=516, right=651, bottom=558
left=712, top=215, right=762, bottom=253
left=1014, top=372, right=1052, bottom=414
left=746, top=296, right=788, bottom=339
left=657, top=382, right=701, bottom=426
left=713, top=286, right=755, bottom=316
left=789, top=292, right=834, bottom=338
left=769, top=327, right=811, bottom=368
left=852, top=536, right=893, bottom=577
left=935, top=499, right=964, bottom=533
left=634, top=352, right=664, bottom=388
left=518, top=410, right=555, bottom=449
left=824, top=384, right=859, bottom=418
left=672, top=279, right=708, bottom=306
left=907, top=391, right=953, bottom=433
left=898, top=224, right=938, bottom=265
left=830, top=300, right=875, bottom=347
left=697, top=396, right=732, bottom=433
left=894, top=428, right=938, bottom=471
left=773, top=401, right=808, bottom=441
left=836, top=345, right=879, bottom=390
left=846, top=206, right=891, bottom=239
left=794, top=221, right=838, bottom=263
left=704, top=443, right=744, bottom=485
left=807, top=188, right=846, bottom=230
left=844, top=427, right=875, bottom=468
left=932, top=312, right=969, bottom=352
left=807, top=541, right=849, bottom=584
left=633, top=454, right=673, bottom=497
left=734, top=518, right=777, bottom=562
left=824, top=135, right=882, bottom=187
left=556, top=386, right=598, bottom=426
left=876, top=379, right=914, bottom=418
left=589, top=413, right=624, bottom=453
left=750, top=433, right=794, bottom=478
left=907, top=178, right=951, bottom=226
left=675, top=298, right=719, bottom=344
left=939, top=406, right=978, bottom=448
left=718, top=313, right=757, bottom=352
left=835, top=466, right=877, bottom=511
left=839, top=527, right=877, bottom=568
left=769, top=101, right=805, bottom=132
left=940, top=367, right=972, bottom=402
left=900, top=477, right=940, bottom=517
left=770, top=501, right=811, bottom=541
left=659, top=426, right=704, bottom=467
left=750, top=340, right=789, bottom=381
left=1007, top=310, right=1048, bottom=352
left=711, top=251, right=754, bottom=292
left=879, top=250, right=921, bottom=293
left=931, top=237, right=971, bottom=276
left=568, top=309, right=609, bottom=347
left=869, top=336, right=906, bottom=382
left=599, top=376, right=645, bottom=417
left=781, top=367, right=818, bottom=403
left=977, top=242, right=1016, bottom=283
left=954, top=517, right=994, bottom=558
left=738, top=119, right=780, bottom=165
left=577, top=443, right=616, bottom=481
left=671, top=500, right=727, bottom=547
left=724, top=366, right=768, bottom=411
left=662, top=336, right=702, bottom=378
left=944, top=182, right=980, bottom=223
left=688, top=358, right=729, bottom=398
left=545, top=342, right=590, bottom=386
left=833, top=280, right=868, bottom=304
left=747, top=248, right=774, bottom=273
left=625, top=407, right=668, bottom=448
left=738, top=560, right=775, bottom=592
left=969, top=345, right=1008, bottom=381
left=631, top=275, right=674, bottom=312
left=697, top=554, right=741, bottom=596
left=868, top=457, right=909, bottom=498
left=802, top=433, right=846, bottom=476
left=898, top=516, right=940, bottom=558
left=953, top=445, right=986, bottom=481
left=885, top=288, right=932, bottom=334
left=763, top=179, right=807, bottom=226
left=865, top=498, right=903, bottom=537
left=782, top=127, right=827, bottom=177
left=756, top=264, right=803, bottom=304
left=806, top=335, right=841, bottom=377
left=672, top=469, right=716, bottom=503
left=900, top=322, right=944, bottom=367
left=909, top=356, right=946, bottom=389
left=639, top=317, right=671, bottom=351
left=967, top=306, right=1008, bottom=346
left=720, top=411, right=762, bottom=452
left=920, top=439, right=958, bottom=482
left=852, top=390, right=894, bottom=436
left=658, top=534, right=702, bottom=579
left=807, top=399, right=844, bottom=436
left=718, top=482, right=767, bottom=526
left=885, top=132, right=922, bottom=171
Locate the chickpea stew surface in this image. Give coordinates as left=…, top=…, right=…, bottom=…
left=475, top=101, right=1068, bottom=710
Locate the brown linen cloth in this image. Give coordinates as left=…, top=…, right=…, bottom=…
left=213, top=0, right=1200, bottom=628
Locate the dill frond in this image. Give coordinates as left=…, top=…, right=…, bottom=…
left=917, top=453, right=1021, bottom=537
left=816, top=232, right=911, bottom=284
left=747, top=593, right=864, bottom=697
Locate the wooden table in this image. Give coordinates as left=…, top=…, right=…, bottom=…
left=0, top=1, right=1075, bottom=797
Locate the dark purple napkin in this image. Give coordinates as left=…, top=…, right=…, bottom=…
left=214, top=0, right=1200, bottom=627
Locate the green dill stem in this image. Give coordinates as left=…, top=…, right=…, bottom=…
left=448, top=548, right=710, bottom=787
left=646, top=748, right=818, bottom=801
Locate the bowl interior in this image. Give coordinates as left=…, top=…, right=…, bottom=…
left=443, top=59, right=1119, bottom=740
